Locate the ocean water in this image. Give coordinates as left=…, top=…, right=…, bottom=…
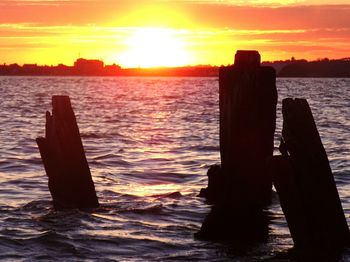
left=0, top=76, right=349, bottom=261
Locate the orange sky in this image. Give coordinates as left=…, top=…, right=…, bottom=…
left=0, top=0, right=349, bottom=67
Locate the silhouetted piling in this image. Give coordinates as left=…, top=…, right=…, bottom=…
left=272, top=98, right=349, bottom=261
left=197, top=50, right=277, bottom=240
left=36, top=96, right=99, bottom=209
left=200, top=50, right=277, bottom=205
left=219, top=50, right=277, bottom=205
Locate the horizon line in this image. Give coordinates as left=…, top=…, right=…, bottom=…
left=1, top=56, right=350, bottom=69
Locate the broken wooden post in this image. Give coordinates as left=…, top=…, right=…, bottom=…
left=197, top=50, right=277, bottom=240
left=203, top=50, right=277, bottom=205
left=272, top=98, right=349, bottom=260
left=36, top=96, right=99, bottom=209
left=220, top=50, right=277, bottom=205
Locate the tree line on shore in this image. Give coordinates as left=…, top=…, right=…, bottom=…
left=0, top=57, right=349, bottom=77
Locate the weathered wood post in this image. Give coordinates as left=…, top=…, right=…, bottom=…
left=36, top=96, right=99, bottom=209
left=200, top=50, right=277, bottom=205
left=197, top=50, right=277, bottom=240
left=272, top=98, right=349, bottom=260
left=219, top=50, right=277, bottom=205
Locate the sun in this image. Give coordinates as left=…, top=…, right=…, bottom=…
left=118, top=28, right=191, bottom=68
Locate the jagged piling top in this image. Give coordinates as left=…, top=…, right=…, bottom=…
left=37, top=95, right=99, bottom=209
left=234, top=50, right=261, bottom=68
left=52, top=95, right=71, bottom=108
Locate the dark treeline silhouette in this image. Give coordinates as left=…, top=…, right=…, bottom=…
left=263, top=57, right=350, bottom=77
left=0, top=57, right=349, bottom=77
left=0, top=58, right=218, bottom=77
left=277, top=58, right=350, bottom=77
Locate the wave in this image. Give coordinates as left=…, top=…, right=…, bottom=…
left=0, top=77, right=348, bottom=261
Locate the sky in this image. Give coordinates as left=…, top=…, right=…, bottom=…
left=0, top=0, right=349, bottom=67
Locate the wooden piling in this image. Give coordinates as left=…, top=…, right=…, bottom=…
left=273, top=98, right=349, bottom=260
left=219, top=50, right=277, bottom=205
left=197, top=50, right=276, bottom=241
left=36, top=96, right=99, bottom=209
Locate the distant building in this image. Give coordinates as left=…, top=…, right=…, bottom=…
left=74, top=58, right=104, bottom=75
left=8, top=64, right=21, bottom=74
left=53, top=64, right=73, bottom=75
left=23, top=64, right=37, bottom=69
left=104, top=63, right=122, bottom=75
left=23, top=64, right=38, bottom=74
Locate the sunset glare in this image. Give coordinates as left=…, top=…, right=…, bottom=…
left=119, top=28, right=191, bottom=68
left=0, top=0, right=349, bottom=67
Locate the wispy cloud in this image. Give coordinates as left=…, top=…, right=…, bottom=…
left=163, top=0, right=350, bottom=6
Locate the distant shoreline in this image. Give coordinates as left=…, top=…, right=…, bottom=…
left=1, top=75, right=350, bottom=78
left=1, top=57, right=349, bottom=78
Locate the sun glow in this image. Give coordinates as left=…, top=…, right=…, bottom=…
left=118, top=28, right=191, bottom=68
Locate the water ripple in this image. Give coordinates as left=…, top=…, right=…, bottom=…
left=0, top=76, right=348, bottom=260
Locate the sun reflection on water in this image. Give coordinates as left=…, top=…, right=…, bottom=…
left=119, top=183, right=183, bottom=197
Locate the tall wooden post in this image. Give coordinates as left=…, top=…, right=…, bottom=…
left=197, top=50, right=277, bottom=240
left=36, top=96, right=99, bottom=209
left=272, top=98, right=349, bottom=260
left=219, top=50, right=277, bottom=205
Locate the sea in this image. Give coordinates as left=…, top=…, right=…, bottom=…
left=0, top=77, right=349, bottom=261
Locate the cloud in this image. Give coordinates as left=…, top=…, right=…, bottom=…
left=0, top=1, right=349, bottom=64
left=0, top=1, right=349, bottom=31
left=163, top=0, right=350, bottom=6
